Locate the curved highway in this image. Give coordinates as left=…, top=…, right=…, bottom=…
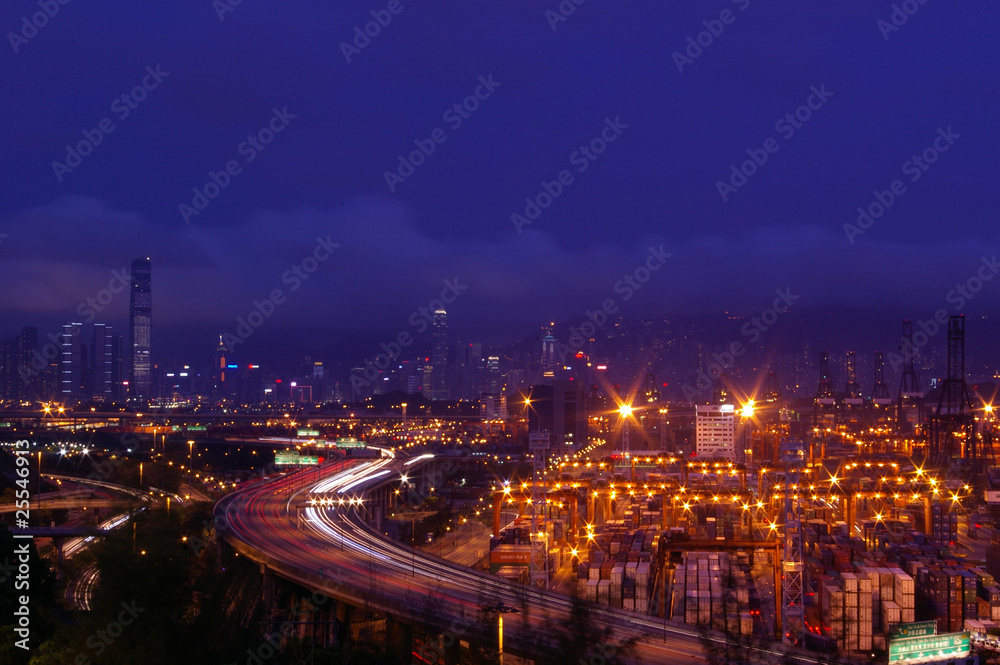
left=216, top=452, right=832, bottom=664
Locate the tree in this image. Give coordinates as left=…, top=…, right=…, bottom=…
left=528, top=595, right=637, bottom=665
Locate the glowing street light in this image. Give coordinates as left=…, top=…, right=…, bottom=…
left=187, top=440, right=194, bottom=500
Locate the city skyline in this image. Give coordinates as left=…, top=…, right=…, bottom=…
left=6, top=4, right=1000, bottom=663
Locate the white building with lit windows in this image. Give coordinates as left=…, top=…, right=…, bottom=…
left=695, top=404, right=736, bottom=459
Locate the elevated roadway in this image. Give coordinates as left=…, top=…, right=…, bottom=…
left=216, top=450, right=838, bottom=664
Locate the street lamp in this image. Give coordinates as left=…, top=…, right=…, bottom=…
left=740, top=399, right=756, bottom=467
left=187, top=440, right=194, bottom=500
left=618, top=403, right=633, bottom=481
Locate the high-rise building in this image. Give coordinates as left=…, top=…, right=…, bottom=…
left=487, top=355, right=501, bottom=393
left=526, top=381, right=588, bottom=448
left=110, top=333, right=125, bottom=401
left=421, top=364, right=433, bottom=399
left=695, top=404, right=736, bottom=459
left=212, top=335, right=228, bottom=398
left=90, top=323, right=113, bottom=400
left=541, top=331, right=557, bottom=379
left=454, top=342, right=483, bottom=400
left=60, top=323, right=84, bottom=403
left=430, top=309, right=448, bottom=400
left=129, top=257, right=152, bottom=401
left=16, top=327, right=37, bottom=401
left=0, top=339, right=16, bottom=403
left=0, top=326, right=37, bottom=403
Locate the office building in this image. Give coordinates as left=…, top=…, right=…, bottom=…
left=110, top=333, right=125, bottom=401
left=526, top=381, right=587, bottom=448
left=695, top=404, right=736, bottom=459
left=60, top=323, right=84, bottom=403
left=212, top=335, right=228, bottom=398
left=0, top=326, right=37, bottom=403
left=90, top=323, right=113, bottom=400
left=430, top=308, right=448, bottom=400
left=487, top=355, right=501, bottom=394
left=129, top=257, right=152, bottom=401
left=541, top=331, right=557, bottom=379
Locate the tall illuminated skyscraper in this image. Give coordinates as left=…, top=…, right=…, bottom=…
left=212, top=335, right=227, bottom=398
left=111, top=333, right=125, bottom=401
left=90, top=323, right=112, bottom=400
left=60, top=322, right=83, bottom=402
left=129, top=257, right=152, bottom=401
left=430, top=309, right=448, bottom=400
left=541, top=330, right=557, bottom=378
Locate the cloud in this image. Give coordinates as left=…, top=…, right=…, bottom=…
left=3, top=195, right=995, bottom=356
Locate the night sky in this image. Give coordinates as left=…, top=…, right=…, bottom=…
left=2, top=1, right=999, bottom=363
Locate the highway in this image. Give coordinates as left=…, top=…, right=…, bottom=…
left=216, top=451, right=836, bottom=664
left=39, top=474, right=152, bottom=609
left=66, top=563, right=100, bottom=610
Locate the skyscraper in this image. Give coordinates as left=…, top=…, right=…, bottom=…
left=525, top=381, right=587, bottom=447
left=129, top=257, right=152, bottom=401
left=60, top=322, right=84, bottom=403
left=430, top=308, right=448, bottom=400
left=90, top=323, right=113, bottom=400
left=486, top=355, right=501, bottom=394
left=541, top=331, right=557, bottom=379
left=0, top=326, right=37, bottom=403
left=212, top=335, right=227, bottom=398
left=110, top=333, right=125, bottom=401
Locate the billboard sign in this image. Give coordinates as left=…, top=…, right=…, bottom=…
left=275, top=452, right=320, bottom=466
left=888, top=632, right=970, bottom=663
left=889, top=621, right=937, bottom=640
left=529, top=433, right=550, bottom=451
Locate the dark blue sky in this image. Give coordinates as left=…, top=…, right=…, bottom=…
left=2, top=0, right=999, bottom=358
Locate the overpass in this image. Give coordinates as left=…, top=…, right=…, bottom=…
left=214, top=452, right=837, bottom=664
left=0, top=498, right=134, bottom=513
